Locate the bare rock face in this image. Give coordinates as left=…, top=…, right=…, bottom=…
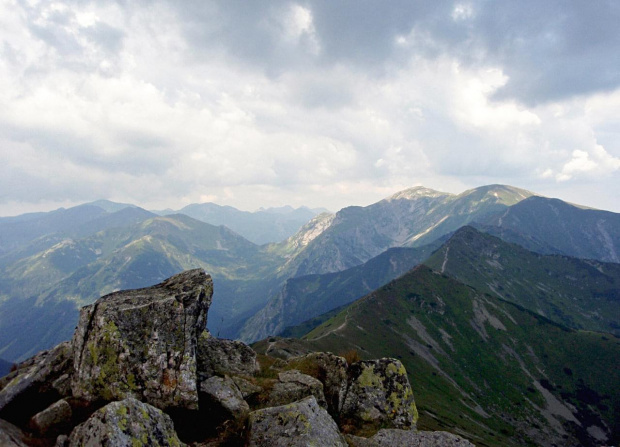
left=196, top=331, right=258, bottom=382
left=0, top=342, right=73, bottom=425
left=0, top=418, right=28, bottom=447
left=247, top=396, right=346, bottom=447
left=71, top=269, right=212, bottom=410
left=341, top=358, right=418, bottom=430
left=289, top=352, right=348, bottom=416
left=29, top=398, right=72, bottom=435
left=268, top=370, right=327, bottom=409
left=346, top=429, right=475, bottom=446
left=67, top=398, right=184, bottom=447
left=199, top=376, right=249, bottom=422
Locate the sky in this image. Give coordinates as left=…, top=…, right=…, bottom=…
left=1, top=0, right=619, bottom=216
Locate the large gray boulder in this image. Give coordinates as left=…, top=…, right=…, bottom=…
left=199, top=375, right=249, bottom=422
left=247, top=395, right=346, bottom=447
left=196, top=331, right=258, bottom=382
left=346, top=429, right=475, bottom=446
left=71, top=269, right=212, bottom=410
left=29, top=398, right=72, bottom=435
left=0, top=418, right=28, bottom=447
left=0, top=342, right=73, bottom=425
left=268, top=370, right=327, bottom=408
left=341, top=358, right=418, bottom=429
left=288, top=352, right=348, bottom=416
left=67, top=398, right=184, bottom=447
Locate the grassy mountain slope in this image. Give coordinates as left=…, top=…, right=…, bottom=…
left=424, top=226, right=620, bottom=335
left=303, top=266, right=619, bottom=447
left=239, top=243, right=440, bottom=342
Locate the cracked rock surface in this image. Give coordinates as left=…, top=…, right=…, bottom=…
left=71, top=269, right=213, bottom=410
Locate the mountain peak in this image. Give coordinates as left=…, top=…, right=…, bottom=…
left=83, top=199, right=136, bottom=213
left=386, top=186, right=450, bottom=201
left=457, top=184, right=535, bottom=205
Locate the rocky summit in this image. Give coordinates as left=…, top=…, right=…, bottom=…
left=0, top=270, right=473, bottom=446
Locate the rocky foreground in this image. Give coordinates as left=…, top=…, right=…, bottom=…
left=0, top=269, right=473, bottom=446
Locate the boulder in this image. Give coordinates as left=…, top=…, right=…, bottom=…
left=30, top=398, right=72, bottom=435
left=288, top=352, right=348, bottom=416
left=67, top=398, right=184, bottom=447
left=196, top=332, right=258, bottom=382
left=0, top=418, right=28, bottom=447
left=199, top=376, right=249, bottom=422
left=346, top=429, right=475, bottom=446
left=268, top=370, right=327, bottom=408
left=341, top=358, right=417, bottom=429
left=0, top=342, right=73, bottom=425
left=255, top=337, right=314, bottom=360
left=231, top=376, right=262, bottom=400
left=247, top=395, right=346, bottom=447
left=71, top=269, right=212, bottom=410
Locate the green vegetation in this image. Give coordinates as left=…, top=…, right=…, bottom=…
left=425, top=226, right=620, bottom=335
left=302, top=265, right=620, bottom=446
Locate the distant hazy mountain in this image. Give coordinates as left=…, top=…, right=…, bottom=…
left=302, top=265, right=620, bottom=447
left=424, top=226, right=620, bottom=334
left=483, top=196, right=620, bottom=263
left=0, top=214, right=284, bottom=361
left=270, top=185, right=533, bottom=278
left=0, top=200, right=150, bottom=257
left=270, top=185, right=620, bottom=281
left=160, top=203, right=321, bottom=245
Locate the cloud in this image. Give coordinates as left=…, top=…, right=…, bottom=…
left=0, top=0, right=619, bottom=214
left=556, top=146, right=620, bottom=181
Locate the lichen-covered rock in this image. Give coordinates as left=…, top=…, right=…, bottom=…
left=67, top=398, right=184, bottom=447
left=247, top=395, right=346, bottom=447
left=199, top=376, right=249, bottom=421
left=289, top=352, right=348, bottom=416
left=196, top=331, right=258, bottom=382
left=30, top=398, right=72, bottom=435
left=0, top=342, right=73, bottom=424
left=341, top=358, right=417, bottom=429
left=268, top=370, right=327, bottom=408
left=346, top=429, right=475, bottom=446
left=0, top=418, right=28, bottom=447
left=71, top=269, right=212, bottom=410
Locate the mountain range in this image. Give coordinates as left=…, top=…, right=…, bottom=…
left=157, top=203, right=325, bottom=245
left=0, top=183, right=619, bottom=446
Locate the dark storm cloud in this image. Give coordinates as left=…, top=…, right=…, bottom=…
left=166, top=0, right=620, bottom=104
left=468, top=0, right=620, bottom=104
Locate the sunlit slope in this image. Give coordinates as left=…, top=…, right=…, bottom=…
left=269, top=185, right=533, bottom=278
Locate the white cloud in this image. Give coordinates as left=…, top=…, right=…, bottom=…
left=452, top=3, right=474, bottom=21
left=0, top=0, right=618, bottom=215
left=556, top=146, right=620, bottom=182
